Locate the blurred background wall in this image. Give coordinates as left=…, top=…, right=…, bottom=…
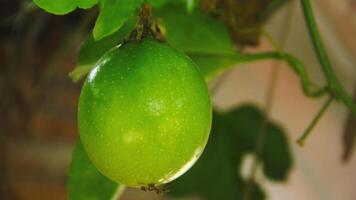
left=214, top=1, right=356, bottom=200
left=0, top=0, right=355, bottom=199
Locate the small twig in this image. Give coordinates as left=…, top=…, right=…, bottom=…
left=297, top=96, right=333, bottom=146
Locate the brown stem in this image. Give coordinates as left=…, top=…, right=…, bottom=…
left=342, top=84, right=356, bottom=162
left=128, top=3, right=164, bottom=42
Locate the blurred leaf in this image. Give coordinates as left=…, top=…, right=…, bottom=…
left=67, top=141, right=124, bottom=200
left=224, top=106, right=293, bottom=181
left=147, top=0, right=167, bottom=7
left=262, top=124, right=293, bottom=180
left=70, top=17, right=136, bottom=82
left=154, top=4, right=234, bottom=54
left=33, top=0, right=98, bottom=15
left=168, top=105, right=293, bottom=199
left=93, top=0, right=141, bottom=40
left=154, top=4, right=246, bottom=82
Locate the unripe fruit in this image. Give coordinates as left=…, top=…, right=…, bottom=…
left=78, top=38, right=212, bottom=187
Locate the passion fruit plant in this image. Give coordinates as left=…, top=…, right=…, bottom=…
left=32, top=0, right=356, bottom=199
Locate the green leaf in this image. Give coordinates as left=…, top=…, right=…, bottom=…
left=153, top=4, right=234, bottom=54
left=33, top=0, right=98, bottom=15
left=93, top=0, right=141, bottom=40
left=67, top=141, right=125, bottom=200
left=153, top=4, right=245, bottom=82
left=168, top=105, right=293, bottom=200
left=146, top=0, right=167, bottom=7
left=70, top=17, right=136, bottom=82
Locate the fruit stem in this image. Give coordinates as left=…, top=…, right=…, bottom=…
left=127, top=3, right=164, bottom=42
left=139, top=3, right=152, bottom=36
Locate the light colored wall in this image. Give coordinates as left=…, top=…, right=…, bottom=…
left=213, top=1, right=356, bottom=200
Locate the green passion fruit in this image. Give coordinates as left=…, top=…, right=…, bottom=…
left=78, top=38, right=212, bottom=187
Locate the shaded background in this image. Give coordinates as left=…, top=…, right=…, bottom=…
left=1, top=0, right=356, bottom=199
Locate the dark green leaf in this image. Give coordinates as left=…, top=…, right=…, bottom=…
left=168, top=112, right=246, bottom=200
left=168, top=105, right=293, bottom=200
left=262, top=124, right=293, bottom=181
left=33, top=0, right=98, bottom=15
left=225, top=105, right=293, bottom=181
left=93, top=0, right=141, bottom=40
left=67, top=141, right=124, bottom=200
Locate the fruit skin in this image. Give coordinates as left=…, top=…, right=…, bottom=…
left=78, top=38, right=212, bottom=187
